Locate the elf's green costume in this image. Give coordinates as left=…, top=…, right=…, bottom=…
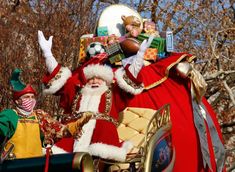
left=0, top=69, right=65, bottom=159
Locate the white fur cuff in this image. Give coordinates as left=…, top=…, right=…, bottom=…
left=89, top=141, right=133, bottom=162
left=115, top=68, right=144, bottom=95
left=43, top=67, right=72, bottom=94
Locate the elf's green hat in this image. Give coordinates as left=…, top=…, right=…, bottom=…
left=10, top=69, right=36, bottom=100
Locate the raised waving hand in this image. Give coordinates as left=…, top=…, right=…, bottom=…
left=38, top=30, right=58, bottom=73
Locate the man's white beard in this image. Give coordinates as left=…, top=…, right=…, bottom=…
left=78, top=82, right=108, bottom=112
left=81, top=82, right=108, bottom=96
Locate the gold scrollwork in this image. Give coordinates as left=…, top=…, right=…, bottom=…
left=73, top=152, right=94, bottom=172
left=152, top=105, right=170, bottom=131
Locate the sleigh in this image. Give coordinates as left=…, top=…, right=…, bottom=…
left=0, top=104, right=175, bottom=172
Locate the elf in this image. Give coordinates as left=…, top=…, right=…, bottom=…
left=0, top=69, right=68, bottom=159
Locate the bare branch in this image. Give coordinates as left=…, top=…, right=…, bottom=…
left=227, top=162, right=235, bottom=172
left=204, top=70, right=235, bottom=80
left=209, top=28, right=235, bottom=61
left=221, top=121, right=235, bottom=128
left=150, top=0, right=158, bottom=23
left=137, top=0, right=150, bottom=12
left=173, top=14, right=192, bottom=35
left=162, top=0, right=181, bottom=31
left=99, top=0, right=119, bottom=4
left=222, top=80, right=235, bottom=106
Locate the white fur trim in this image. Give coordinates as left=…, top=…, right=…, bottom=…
left=115, top=68, right=144, bottom=95
left=51, top=145, right=68, bottom=154
left=43, top=67, right=72, bottom=94
left=73, top=119, right=96, bottom=152
left=73, top=86, right=105, bottom=152
left=83, top=64, right=113, bottom=85
left=122, top=141, right=133, bottom=151
left=89, top=141, right=133, bottom=162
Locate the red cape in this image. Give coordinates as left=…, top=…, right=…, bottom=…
left=126, top=52, right=225, bottom=171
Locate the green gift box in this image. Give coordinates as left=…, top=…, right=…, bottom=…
left=109, top=54, right=125, bottom=64
left=137, top=33, right=166, bottom=53
left=97, top=26, right=108, bottom=36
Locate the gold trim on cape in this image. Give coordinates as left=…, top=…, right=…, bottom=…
left=144, top=54, right=196, bottom=90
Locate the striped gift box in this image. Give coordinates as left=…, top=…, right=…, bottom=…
left=137, top=33, right=166, bottom=53
left=105, top=42, right=125, bottom=64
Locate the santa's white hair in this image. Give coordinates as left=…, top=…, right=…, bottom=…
left=83, top=64, right=114, bottom=85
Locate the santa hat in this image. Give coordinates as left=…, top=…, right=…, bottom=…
left=81, top=53, right=114, bottom=85
left=10, top=69, right=36, bottom=100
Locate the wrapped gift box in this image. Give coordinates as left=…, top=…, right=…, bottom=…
left=144, top=48, right=158, bottom=62
left=105, top=42, right=121, bottom=55
left=109, top=54, right=125, bottom=64
left=79, top=36, right=108, bottom=63
left=158, top=52, right=167, bottom=59
left=97, top=26, right=108, bottom=36
left=137, top=33, right=166, bottom=53
left=105, top=42, right=125, bottom=64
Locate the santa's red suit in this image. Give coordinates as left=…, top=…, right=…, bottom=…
left=38, top=30, right=225, bottom=170
left=126, top=52, right=226, bottom=172
left=42, top=58, right=143, bottom=162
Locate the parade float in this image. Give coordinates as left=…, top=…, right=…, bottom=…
left=0, top=4, right=226, bottom=172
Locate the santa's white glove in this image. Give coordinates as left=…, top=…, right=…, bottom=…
left=38, top=30, right=58, bottom=74
left=128, top=35, right=154, bottom=78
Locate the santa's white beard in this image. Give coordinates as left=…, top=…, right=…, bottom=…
left=78, top=82, right=108, bottom=112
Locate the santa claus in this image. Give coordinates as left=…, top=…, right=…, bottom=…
left=38, top=30, right=153, bottom=162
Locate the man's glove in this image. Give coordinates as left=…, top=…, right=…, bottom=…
left=128, top=36, right=154, bottom=78
left=38, top=30, right=58, bottom=73
left=67, top=112, right=92, bottom=137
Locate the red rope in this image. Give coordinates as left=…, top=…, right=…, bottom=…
left=44, top=146, right=51, bottom=172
